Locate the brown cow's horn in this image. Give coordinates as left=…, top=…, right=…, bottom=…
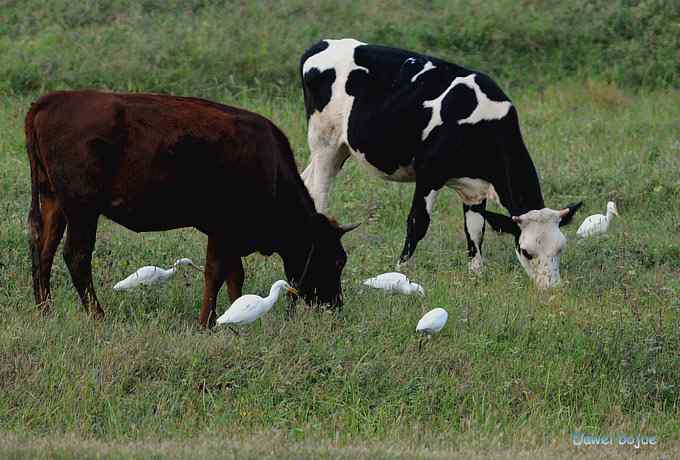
left=338, top=222, right=361, bottom=234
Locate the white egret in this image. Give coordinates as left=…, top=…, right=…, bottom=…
left=216, top=280, right=298, bottom=332
left=576, top=201, right=619, bottom=238
left=362, top=272, right=425, bottom=296
left=113, top=258, right=202, bottom=291
left=416, top=307, right=448, bottom=350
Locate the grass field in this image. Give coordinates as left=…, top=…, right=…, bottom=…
left=1, top=1, right=680, bottom=458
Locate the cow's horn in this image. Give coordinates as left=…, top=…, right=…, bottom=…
left=338, top=222, right=361, bottom=234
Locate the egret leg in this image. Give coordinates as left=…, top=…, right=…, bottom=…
left=228, top=326, right=239, bottom=336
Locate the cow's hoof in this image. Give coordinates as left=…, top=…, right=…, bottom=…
left=396, top=257, right=413, bottom=271
left=468, top=256, right=483, bottom=274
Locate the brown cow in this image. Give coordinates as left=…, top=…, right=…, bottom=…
left=25, top=90, right=357, bottom=327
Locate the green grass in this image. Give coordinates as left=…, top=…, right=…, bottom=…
left=1, top=1, right=680, bottom=458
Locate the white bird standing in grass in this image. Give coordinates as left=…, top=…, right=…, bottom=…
left=216, top=280, right=298, bottom=332
left=576, top=201, right=619, bottom=238
left=363, top=272, right=425, bottom=296
left=113, top=258, right=202, bottom=291
left=416, top=307, right=448, bottom=350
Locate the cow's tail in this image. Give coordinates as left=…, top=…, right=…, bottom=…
left=25, top=100, right=48, bottom=301
left=26, top=101, right=49, bottom=221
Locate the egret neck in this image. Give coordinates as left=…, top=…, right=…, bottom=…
left=262, top=280, right=293, bottom=313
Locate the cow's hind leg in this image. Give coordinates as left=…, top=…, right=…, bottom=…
left=28, top=189, right=67, bottom=312
left=463, top=200, right=486, bottom=273
left=199, top=237, right=244, bottom=329
left=302, top=115, right=349, bottom=214
left=62, top=215, right=104, bottom=319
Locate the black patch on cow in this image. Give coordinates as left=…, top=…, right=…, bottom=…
left=436, top=83, right=478, bottom=136
left=302, top=68, right=335, bottom=117
left=396, top=56, right=427, bottom=86
left=301, top=41, right=335, bottom=119
left=345, top=45, right=458, bottom=176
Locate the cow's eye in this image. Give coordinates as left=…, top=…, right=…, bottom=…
left=521, top=248, right=534, bottom=260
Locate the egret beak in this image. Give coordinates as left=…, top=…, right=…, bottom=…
left=189, top=262, right=204, bottom=272
left=613, top=208, right=620, bottom=217
left=287, top=287, right=299, bottom=295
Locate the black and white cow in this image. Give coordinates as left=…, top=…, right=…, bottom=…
left=300, top=39, right=582, bottom=289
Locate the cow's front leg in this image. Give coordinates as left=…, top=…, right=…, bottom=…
left=199, top=238, right=244, bottom=329
left=398, top=183, right=434, bottom=267
left=463, top=200, right=486, bottom=273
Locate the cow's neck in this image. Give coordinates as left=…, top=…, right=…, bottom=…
left=272, top=164, right=319, bottom=265
left=492, top=143, right=545, bottom=216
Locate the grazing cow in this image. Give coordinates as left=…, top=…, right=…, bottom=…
left=25, top=90, right=357, bottom=327
left=301, top=39, right=582, bottom=289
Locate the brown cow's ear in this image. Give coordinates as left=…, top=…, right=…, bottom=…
left=337, top=222, right=361, bottom=236
left=558, top=201, right=583, bottom=227
left=481, top=210, right=520, bottom=237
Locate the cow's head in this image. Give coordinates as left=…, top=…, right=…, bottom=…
left=285, top=214, right=359, bottom=308
left=481, top=202, right=582, bottom=289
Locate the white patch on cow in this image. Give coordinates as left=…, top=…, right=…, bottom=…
left=514, top=208, right=567, bottom=289
left=411, top=61, right=436, bottom=82
left=302, top=38, right=368, bottom=76
left=421, top=73, right=512, bottom=141
left=425, top=189, right=438, bottom=216
left=447, top=177, right=492, bottom=205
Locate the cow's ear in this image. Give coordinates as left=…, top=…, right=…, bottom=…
left=558, top=201, right=583, bottom=227
left=481, top=210, right=520, bottom=237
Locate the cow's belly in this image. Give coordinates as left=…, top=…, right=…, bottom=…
left=350, top=148, right=417, bottom=183
left=446, top=177, right=493, bottom=205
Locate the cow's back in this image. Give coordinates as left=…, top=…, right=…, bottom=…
left=27, top=91, right=283, bottom=239
left=301, top=40, right=519, bottom=183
